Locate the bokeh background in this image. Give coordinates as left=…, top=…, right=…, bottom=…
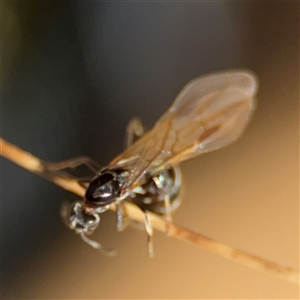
left=2, top=2, right=299, bottom=299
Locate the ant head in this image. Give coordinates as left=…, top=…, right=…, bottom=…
left=62, top=202, right=100, bottom=235
left=60, top=201, right=116, bottom=256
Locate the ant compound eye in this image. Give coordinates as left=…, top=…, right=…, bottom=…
left=69, top=202, right=100, bottom=233
left=85, top=173, right=120, bottom=206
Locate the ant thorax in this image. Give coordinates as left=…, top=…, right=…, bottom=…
left=83, top=168, right=130, bottom=212
left=82, top=165, right=182, bottom=216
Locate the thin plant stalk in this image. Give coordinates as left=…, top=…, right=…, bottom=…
left=1, top=137, right=299, bottom=286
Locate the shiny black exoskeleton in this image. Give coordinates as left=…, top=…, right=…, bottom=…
left=83, top=166, right=181, bottom=215
left=84, top=168, right=129, bottom=208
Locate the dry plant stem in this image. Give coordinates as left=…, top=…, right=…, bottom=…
left=1, top=137, right=299, bottom=286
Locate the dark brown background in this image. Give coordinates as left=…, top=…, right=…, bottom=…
left=2, top=2, right=299, bottom=299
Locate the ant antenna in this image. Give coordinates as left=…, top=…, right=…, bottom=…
left=79, top=232, right=117, bottom=257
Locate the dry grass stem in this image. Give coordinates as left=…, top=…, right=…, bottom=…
left=1, top=137, right=299, bottom=286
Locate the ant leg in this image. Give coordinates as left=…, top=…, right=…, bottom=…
left=125, top=118, right=145, bottom=148
left=163, top=194, right=172, bottom=235
left=128, top=204, right=154, bottom=256
left=116, top=202, right=129, bottom=232
left=143, top=210, right=154, bottom=257
left=132, top=206, right=154, bottom=257
left=43, top=156, right=101, bottom=174
left=153, top=177, right=173, bottom=235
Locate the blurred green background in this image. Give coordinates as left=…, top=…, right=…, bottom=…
left=2, top=2, right=299, bottom=299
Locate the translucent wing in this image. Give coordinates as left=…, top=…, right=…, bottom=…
left=109, top=70, right=258, bottom=190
